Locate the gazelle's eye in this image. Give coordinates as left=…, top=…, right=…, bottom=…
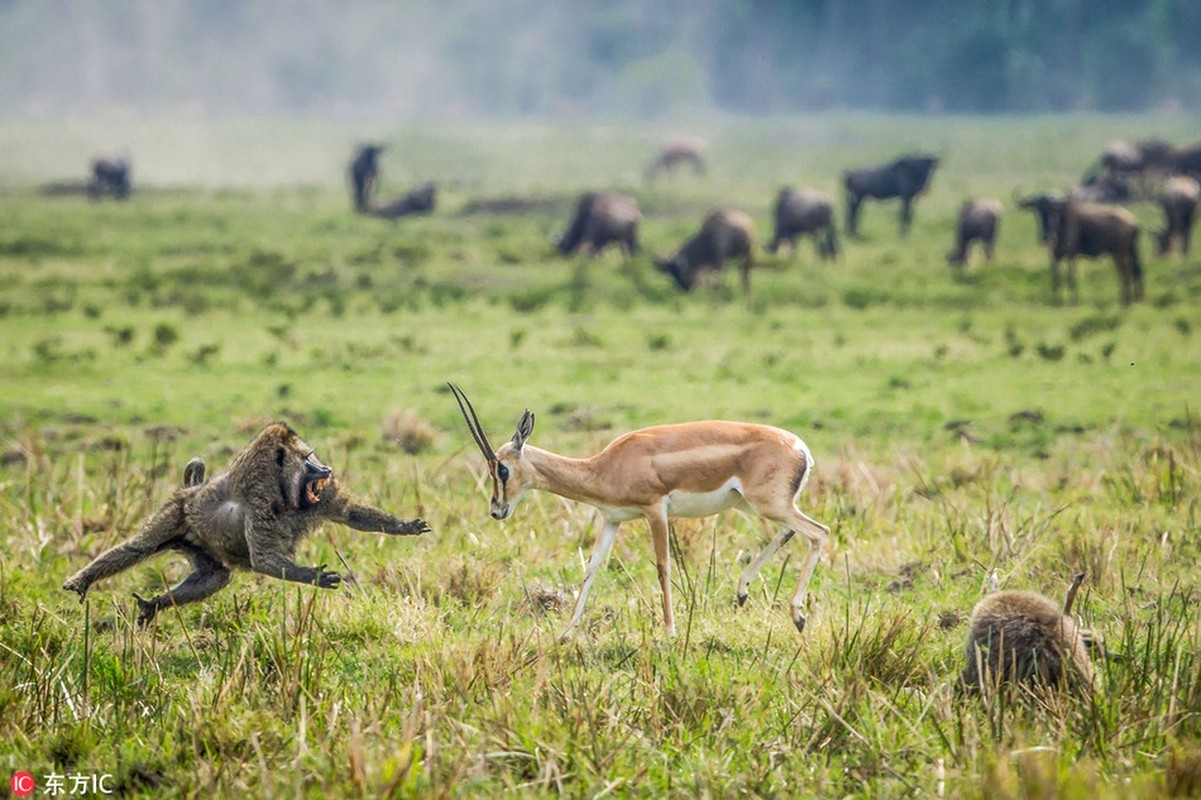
left=497, top=464, right=510, bottom=482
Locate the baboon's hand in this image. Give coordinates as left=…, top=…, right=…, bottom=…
left=315, top=566, right=342, bottom=589
left=62, top=577, right=88, bottom=602
left=400, top=518, right=432, bottom=536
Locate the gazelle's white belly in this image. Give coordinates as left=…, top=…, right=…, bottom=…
left=665, top=477, right=748, bottom=518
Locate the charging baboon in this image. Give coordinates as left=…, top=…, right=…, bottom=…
left=63, top=423, right=431, bottom=625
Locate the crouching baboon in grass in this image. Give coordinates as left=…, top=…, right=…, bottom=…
left=767, top=188, right=838, bottom=261
left=557, top=191, right=641, bottom=257
left=961, top=573, right=1101, bottom=696
left=655, top=208, right=756, bottom=295
left=947, top=198, right=1003, bottom=267
left=63, top=423, right=431, bottom=625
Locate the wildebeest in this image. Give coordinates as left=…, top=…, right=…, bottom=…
left=843, top=153, right=939, bottom=236
left=766, top=188, right=838, bottom=261
left=961, top=573, right=1100, bottom=696
left=1169, top=143, right=1201, bottom=178
left=946, top=198, right=1002, bottom=267
left=349, top=144, right=385, bottom=213
left=1098, top=138, right=1174, bottom=177
left=368, top=183, right=437, bottom=220
left=557, top=191, right=641, bottom=257
left=655, top=209, right=756, bottom=294
left=1072, top=172, right=1134, bottom=204
left=1019, top=193, right=1143, bottom=304
left=88, top=155, right=130, bottom=200
left=644, top=138, right=707, bottom=182
left=1156, top=175, right=1201, bottom=256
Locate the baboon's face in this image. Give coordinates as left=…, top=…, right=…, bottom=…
left=266, top=426, right=332, bottom=510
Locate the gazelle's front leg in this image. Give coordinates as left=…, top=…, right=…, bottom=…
left=646, top=507, right=675, bottom=637
left=560, top=520, right=620, bottom=641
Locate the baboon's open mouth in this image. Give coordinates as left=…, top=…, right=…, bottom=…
left=305, top=477, right=330, bottom=505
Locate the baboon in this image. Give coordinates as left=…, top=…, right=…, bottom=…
left=349, top=144, right=385, bottom=213
left=767, top=188, right=838, bottom=261
left=63, top=423, right=431, bottom=625
left=557, top=191, right=641, bottom=257
left=655, top=208, right=756, bottom=295
left=947, top=198, right=1003, bottom=266
left=644, top=138, right=707, bottom=182
left=961, top=573, right=1100, bottom=695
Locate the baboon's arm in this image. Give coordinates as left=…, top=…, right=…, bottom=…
left=62, top=499, right=186, bottom=599
left=323, top=493, right=431, bottom=536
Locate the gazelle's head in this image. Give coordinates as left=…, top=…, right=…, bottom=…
left=449, top=383, right=535, bottom=521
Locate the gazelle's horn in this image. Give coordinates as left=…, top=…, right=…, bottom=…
left=1063, top=572, right=1086, bottom=614
left=448, top=383, right=496, bottom=463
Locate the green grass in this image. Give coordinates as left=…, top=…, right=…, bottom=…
left=1, top=113, right=1201, bottom=797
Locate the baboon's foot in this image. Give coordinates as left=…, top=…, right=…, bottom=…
left=131, top=592, right=159, bottom=627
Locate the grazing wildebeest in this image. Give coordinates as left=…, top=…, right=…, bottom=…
left=88, top=155, right=131, bottom=200
left=655, top=209, right=756, bottom=294
left=644, top=138, right=707, bottom=182
left=1020, top=194, right=1143, bottom=304
left=843, top=154, right=939, bottom=237
left=1072, top=172, right=1134, bottom=204
left=1156, top=175, right=1201, bottom=256
left=369, top=183, right=437, bottom=219
left=349, top=144, right=385, bottom=213
left=1170, top=143, right=1201, bottom=178
left=766, top=188, right=838, bottom=261
left=961, top=573, right=1101, bottom=696
left=557, top=191, right=641, bottom=257
left=947, top=198, right=1003, bottom=267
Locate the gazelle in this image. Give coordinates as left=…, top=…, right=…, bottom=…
left=448, top=384, right=830, bottom=639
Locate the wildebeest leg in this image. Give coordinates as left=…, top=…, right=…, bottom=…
left=1068, top=257, right=1079, bottom=304
left=132, top=546, right=232, bottom=626
left=899, top=196, right=914, bottom=235
left=1049, top=257, right=1063, bottom=301
left=984, top=235, right=995, bottom=262
left=846, top=195, right=862, bottom=237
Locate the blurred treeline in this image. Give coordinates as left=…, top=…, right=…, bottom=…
left=2, top=0, right=1199, bottom=119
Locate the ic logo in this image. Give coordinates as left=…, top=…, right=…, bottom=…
left=10, top=771, right=35, bottom=797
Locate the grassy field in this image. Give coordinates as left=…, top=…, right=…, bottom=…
left=1, top=113, right=1200, bottom=798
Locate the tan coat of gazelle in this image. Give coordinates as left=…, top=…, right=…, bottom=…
left=448, top=384, right=829, bottom=639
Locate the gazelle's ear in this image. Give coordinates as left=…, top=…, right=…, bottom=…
left=512, top=410, right=535, bottom=452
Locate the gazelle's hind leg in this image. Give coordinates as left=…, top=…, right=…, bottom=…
left=736, top=507, right=829, bottom=634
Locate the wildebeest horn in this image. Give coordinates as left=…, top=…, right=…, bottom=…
left=1063, top=571, right=1086, bottom=614
left=447, top=382, right=496, bottom=464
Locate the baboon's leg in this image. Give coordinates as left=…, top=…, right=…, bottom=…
left=183, top=457, right=206, bottom=488
left=62, top=503, right=185, bottom=600
left=133, top=547, right=231, bottom=626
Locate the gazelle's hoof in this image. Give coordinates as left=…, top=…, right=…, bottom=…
left=792, top=615, right=807, bottom=634
left=736, top=591, right=748, bottom=607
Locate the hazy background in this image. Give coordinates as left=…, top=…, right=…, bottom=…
left=4, top=0, right=1201, bottom=121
